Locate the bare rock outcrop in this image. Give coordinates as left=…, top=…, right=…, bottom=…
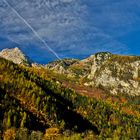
left=0, top=47, right=32, bottom=66
left=87, top=53, right=140, bottom=96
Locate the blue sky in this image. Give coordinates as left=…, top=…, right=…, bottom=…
left=0, top=0, right=140, bottom=63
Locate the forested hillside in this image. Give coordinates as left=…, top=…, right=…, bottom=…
left=0, top=57, right=140, bottom=139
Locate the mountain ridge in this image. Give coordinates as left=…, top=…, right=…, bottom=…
left=1, top=47, right=140, bottom=96
left=0, top=48, right=140, bottom=139
left=0, top=47, right=33, bottom=66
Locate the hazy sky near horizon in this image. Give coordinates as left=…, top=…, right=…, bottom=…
left=0, top=0, right=140, bottom=63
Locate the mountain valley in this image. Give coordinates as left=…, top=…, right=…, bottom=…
left=0, top=47, right=140, bottom=139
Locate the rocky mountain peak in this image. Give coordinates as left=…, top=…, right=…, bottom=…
left=94, top=52, right=112, bottom=65
left=45, top=58, right=79, bottom=74
left=88, top=52, right=112, bottom=79
left=87, top=54, right=140, bottom=96
left=1, top=47, right=140, bottom=96
left=0, top=47, right=32, bottom=66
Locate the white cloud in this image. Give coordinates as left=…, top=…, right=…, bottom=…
left=0, top=0, right=139, bottom=62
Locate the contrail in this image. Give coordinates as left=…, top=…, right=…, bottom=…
left=2, top=0, right=61, bottom=60
left=8, top=36, right=21, bottom=46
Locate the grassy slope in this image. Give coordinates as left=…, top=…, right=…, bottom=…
left=0, top=57, right=140, bottom=139
left=31, top=62, right=140, bottom=119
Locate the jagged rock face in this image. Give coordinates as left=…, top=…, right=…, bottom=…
left=1, top=47, right=139, bottom=96
left=45, top=56, right=95, bottom=78
left=88, top=52, right=112, bottom=79
left=87, top=54, right=140, bottom=96
left=0, top=47, right=31, bottom=66
left=45, top=59, right=79, bottom=74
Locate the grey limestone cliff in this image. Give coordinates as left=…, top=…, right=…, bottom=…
left=0, top=47, right=32, bottom=66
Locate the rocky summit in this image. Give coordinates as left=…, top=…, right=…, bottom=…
left=0, top=47, right=32, bottom=66
left=46, top=52, right=140, bottom=96
left=86, top=53, right=140, bottom=96
left=1, top=47, right=140, bottom=96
